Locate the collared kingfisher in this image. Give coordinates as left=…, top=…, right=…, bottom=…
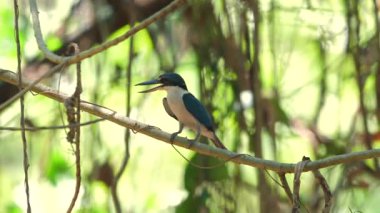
left=136, top=73, right=227, bottom=149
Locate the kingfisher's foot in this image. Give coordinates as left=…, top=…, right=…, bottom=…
left=187, top=137, right=200, bottom=149
left=170, top=132, right=180, bottom=143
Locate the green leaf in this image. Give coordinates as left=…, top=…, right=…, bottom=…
left=46, top=35, right=63, bottom=51
left=45, top=150, right=72, bottom=185
left=5, top=203, right=22, bottom=213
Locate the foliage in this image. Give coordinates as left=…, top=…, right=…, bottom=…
left=1, top=0, right=380, bottom=212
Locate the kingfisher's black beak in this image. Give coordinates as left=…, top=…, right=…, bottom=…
left=135, top=78, right=163, bottom=93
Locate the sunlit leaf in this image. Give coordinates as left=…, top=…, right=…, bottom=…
left=45, top=151, right=72, bottom=185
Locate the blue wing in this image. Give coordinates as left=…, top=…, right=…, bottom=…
left=183, top=93, right=214, bottom=131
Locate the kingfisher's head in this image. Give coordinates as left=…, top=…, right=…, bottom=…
left=135, top=73, right=188, bottom=93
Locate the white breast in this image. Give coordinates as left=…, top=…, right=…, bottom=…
left=164, top=86, right=198, bottom=128
left=163, top=86, right=214, bottom=139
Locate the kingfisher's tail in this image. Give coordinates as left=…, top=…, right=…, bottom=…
left=211, top=133, right=227, bottom=150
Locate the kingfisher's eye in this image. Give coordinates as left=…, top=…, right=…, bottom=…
left=160, top=78, right=169, bottom=84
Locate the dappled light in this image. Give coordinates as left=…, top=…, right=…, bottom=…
left=1, top=0, right=380, bottom=212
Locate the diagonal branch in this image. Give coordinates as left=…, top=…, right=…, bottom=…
left=2, top=0, right=185, bottom=111
left=0, top=62, right=67, bottom=111
left=312, top=169, right=332, bottom=213
left=29, top=0, right=186, bottom=64
left=1, top=69, right=380, bottom=173
left=278, top=172, right=292, bottom=202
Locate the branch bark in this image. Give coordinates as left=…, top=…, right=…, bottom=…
left=65, top=43, right=83, bottom=213
left=13, top=0, right=31, bottom=212
left=312, top=169, right=332, bottom=213
left=1, top=69, right=380, bottom=174
left=28, top=0, right=186, bottom=64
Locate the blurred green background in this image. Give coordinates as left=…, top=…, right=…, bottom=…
left=1, top=0, right=380, bottom=212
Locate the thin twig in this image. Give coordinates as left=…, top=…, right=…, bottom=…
left=111, top=35, right=135, bottom=213
left=278, top=172, right=292, bottom=202
left=373, top=0, right=380, bottom=123
left=292, top=157, right=310, bottom=213
left=0, top=118, right=106, bottom=131
left=349, top=0, right=379, bottom=170
left=0, top=62, right=67, bottom=111
left=249, top=1, right=277, bottom=211
left=2, top=69, right=380, bottom=173
left=312, top=170, right=332, bottom=213
left=13, top=0, right=31, bottom=212
left=28, top=0, right=187, bottom=64
left=66, top=43, right=82, bottom=213
left=171, top=143, right=244, bottom=169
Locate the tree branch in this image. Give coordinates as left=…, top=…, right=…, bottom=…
left=1, top=69, right=380, bottom=173
left=0, top=62, right=67, bottom=111
left=292, top=157, right=310, bottom=213
left=28, top=0, right=186, bottom=64
left=13, top=0, right=31, bottom=212
left=278, top=172, right=292, bottom=202
left=312, top=169, right=332, bottom=213
left=65, top=43, right=82, bottom=213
